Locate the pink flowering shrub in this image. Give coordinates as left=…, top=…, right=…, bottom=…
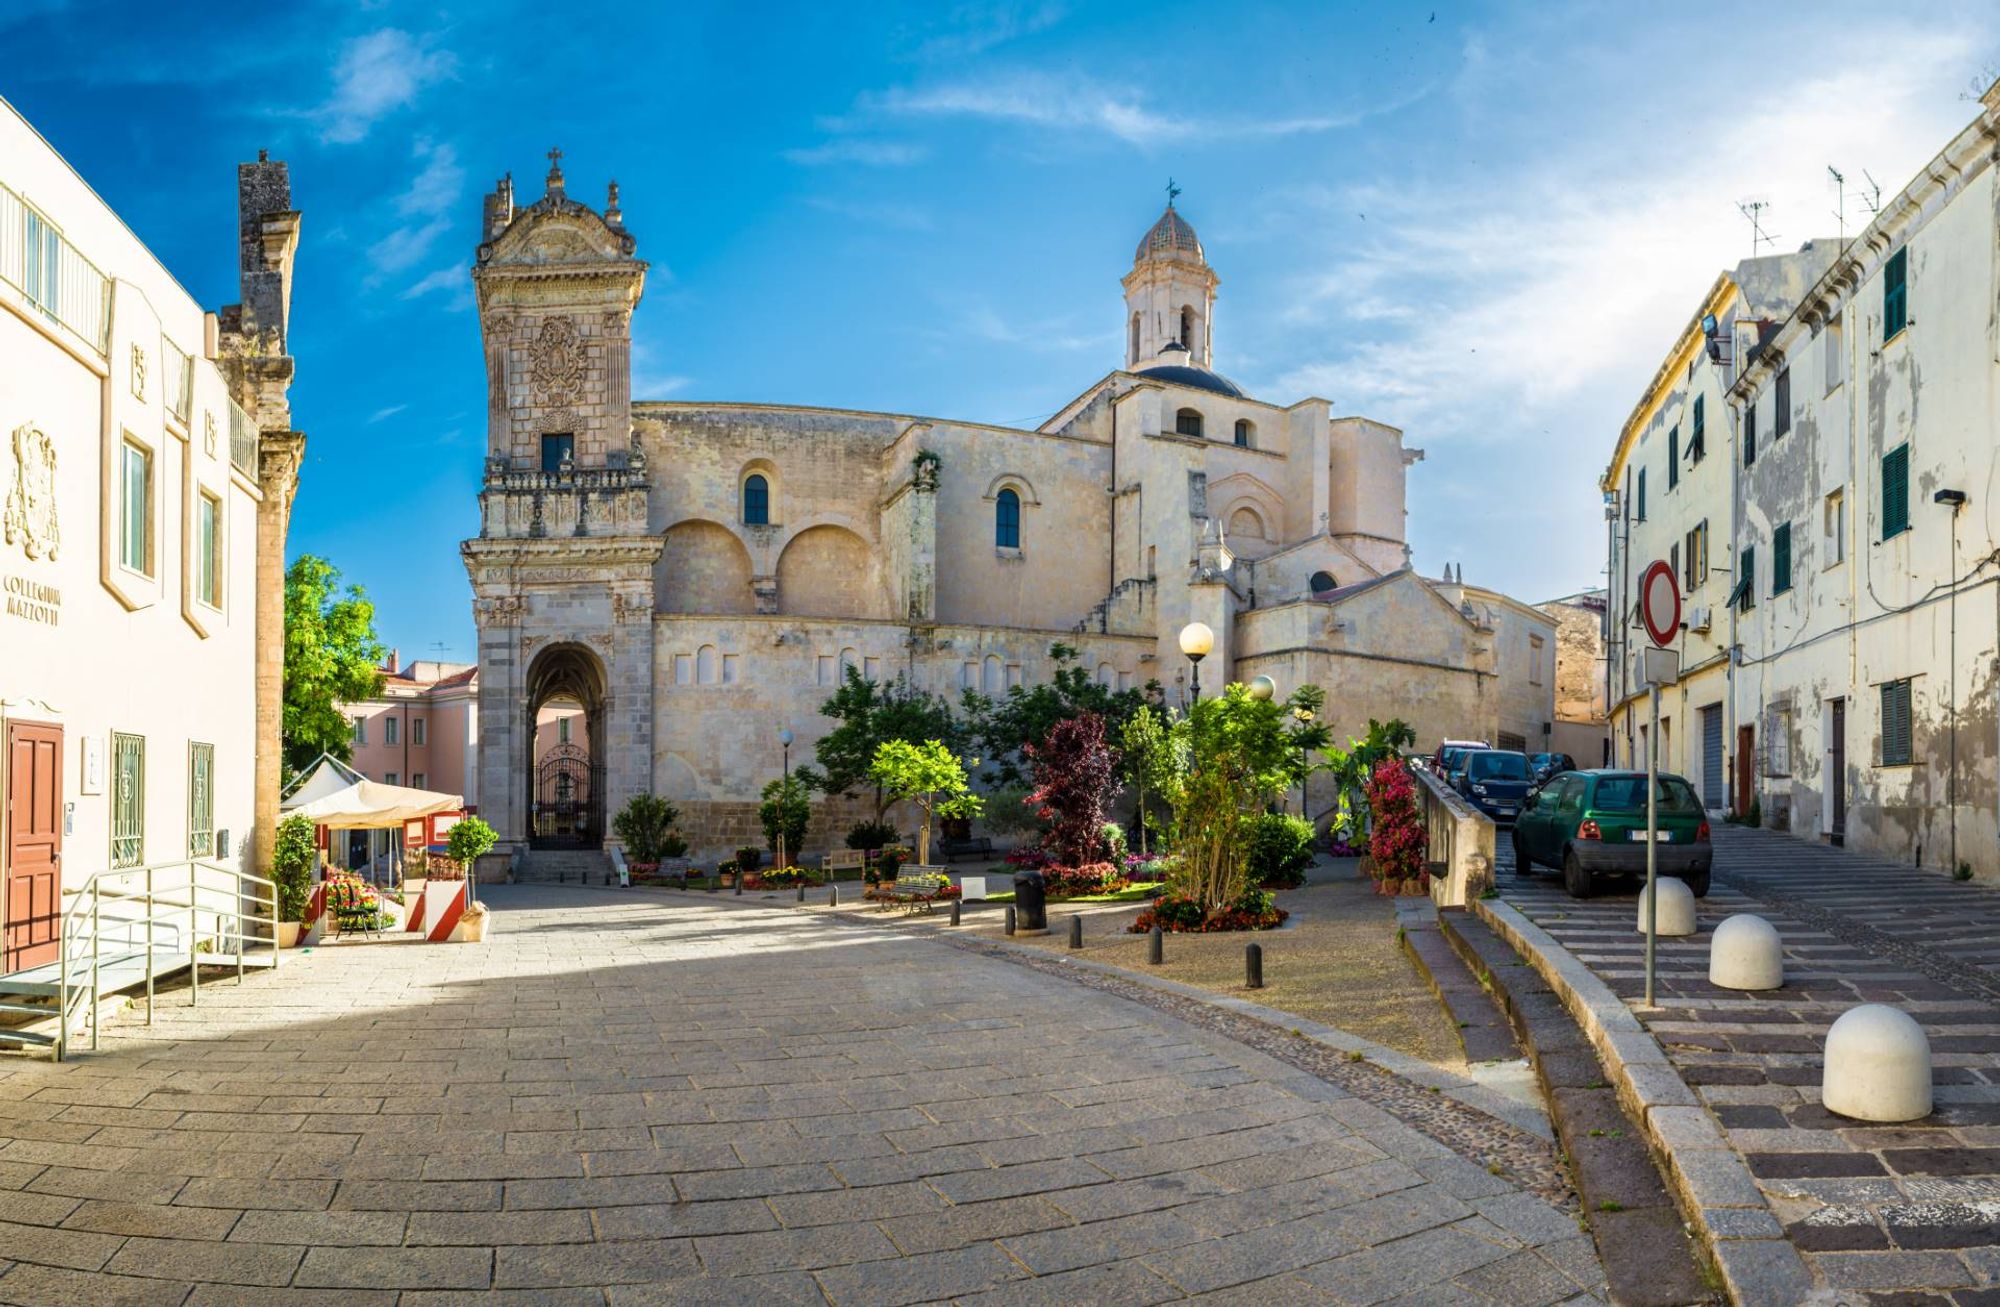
left=1365, top=759, right=1428, bottom=894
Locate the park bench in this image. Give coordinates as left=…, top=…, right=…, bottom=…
left=937, top=836, right=994, bottom=863
left=880, top=867, right=952, bottom=913
left=821, top=849, right=869, bottom=877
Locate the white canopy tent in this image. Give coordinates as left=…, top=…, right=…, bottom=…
left=281, top=755, right=463, bottom=882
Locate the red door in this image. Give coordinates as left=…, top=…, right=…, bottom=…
left=5, top=721, right=63, bottom=973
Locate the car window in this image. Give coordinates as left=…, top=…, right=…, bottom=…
left=1467, top=752, right=1531, bottom=781
left=1591, top=776, right=1703, bottom=814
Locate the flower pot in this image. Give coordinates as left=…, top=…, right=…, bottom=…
left=277, top=921, right=303, bottom=948
left=1378, top=877, right=1401, bottom=896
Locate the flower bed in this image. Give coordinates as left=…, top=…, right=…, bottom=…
left=747, top=865, right=824, bottom=890
left=1043, top=862, right=1128, bottom=899
left=1128, top=887, right=1287, bottom=933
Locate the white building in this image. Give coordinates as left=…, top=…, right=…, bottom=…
left=0, top=98, right=302, bottom=972
left=1724, top=80, right=2000, bottom=877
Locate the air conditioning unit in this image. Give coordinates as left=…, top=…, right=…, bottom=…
left=1689, top=605, right=1712, bottom=633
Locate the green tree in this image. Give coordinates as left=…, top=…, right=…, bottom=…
left=868, top=739, right=983, bottom=866
left=758, top=776, right=812, bottom=860
left=1166, top=684, right=1296, bottom=911
left=283, top=555, right=386, bottom=776
left=1283, top=684, right=1334, bottom=813
left=1118, top=704, right=1182, bottom=855
left=797, top=668, right=963, bottom=820
left=612, top=795, right=683, bottom=864
left=445, top=816, right=498, bottom=867
left=962, top=643, right=1152, bottom=786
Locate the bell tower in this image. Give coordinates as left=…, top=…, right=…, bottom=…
left=1124, top=183, right=1219, bottom=369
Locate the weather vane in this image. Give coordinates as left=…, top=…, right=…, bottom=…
left=1166, top=177, right=1181, bottom=205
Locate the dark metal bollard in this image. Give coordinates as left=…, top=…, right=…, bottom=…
left=1012, top=871, right=1049, bottom=934
left=797, top=883, right=806, bottom=903
left=950, top=899, right=961, bottom=927
left=1069, top=915, right=1083, bottom=950
left=1005, top=905, right=1016, bottom=936
left=707, top=873, right=718, bottom=892
left=829, top=884, right=838, bottom=907
left=1148, top=924, right=1164, bottom=965
left=1246, top=942, right=1264, bottom=989
left=734, top=873, right=744, bottom=896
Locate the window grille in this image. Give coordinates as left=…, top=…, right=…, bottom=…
left=188, top=742, right=214, bottom=858
left=112, top=733, right=145, bottom=868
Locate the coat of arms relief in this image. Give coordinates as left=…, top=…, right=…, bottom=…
left=4, top=422, right=60, bottom=561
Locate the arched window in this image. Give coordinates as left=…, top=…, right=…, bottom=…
left=1175, top=408, right=1204, bottom=438
left=742, top=474, right=770, bottom=525
left=995, top=487, right=1021, bottom=548
left=1180, top=306, right=1194, bottom=348
left=1234, top=420, right=1252, bottom=448
left=1129, top=313, right=1141, bottom=364
left=1310, top=570, right=1338, bottom=595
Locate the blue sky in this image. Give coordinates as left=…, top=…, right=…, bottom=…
left=7, top=1, right=1996, bottom=661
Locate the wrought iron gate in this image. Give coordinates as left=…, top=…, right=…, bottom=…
left=531, top=743, right=604, bottom=849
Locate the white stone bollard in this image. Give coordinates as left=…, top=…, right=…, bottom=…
left=1634, top=876, right=1697, bottom=937
left=1823, top=1004, right=1932, bottom=1122
left=1709, top=913, right=1784, bottom=990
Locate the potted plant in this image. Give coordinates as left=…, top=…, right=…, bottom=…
left=613, top=794, right=683, bottom=877
left=272, top=814, right=316, bottom=947
left=452, top=902, right=488, bottom=943
left=445, top=816, right=498, bottom=876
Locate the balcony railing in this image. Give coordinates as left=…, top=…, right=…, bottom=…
left=227, top=398, right=259, bottom=484
left=163, top=337, right=193, bottom=425
left=0, top=180, right=110, bottom=357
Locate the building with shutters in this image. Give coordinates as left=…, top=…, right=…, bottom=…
left=1721, top=79, right=2000, bottom=878
left=0, top=98, right=304, bottom=971
left=459, top=157, right=1557, bottom=864
left=1602, top=248, right=1841, bottom=814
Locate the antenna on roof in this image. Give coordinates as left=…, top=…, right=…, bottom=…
left=1860, top=170, right=1883, bottom=215
left=1828, top=165, right=1846, bottom=241
left=1736, top=199, right=1777, bottom=255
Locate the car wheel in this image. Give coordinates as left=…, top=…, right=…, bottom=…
left=1511, top=831, right=1533, bottom=873
left=1562, top=849, right=1594, bottom=899
left=1683, top=869, right=1711, bottom=898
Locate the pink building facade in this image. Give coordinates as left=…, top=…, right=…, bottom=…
left=342, top=653, right=480, bottom=808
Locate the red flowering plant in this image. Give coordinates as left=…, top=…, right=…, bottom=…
left=1042, top=862, right=1129, bottom=898
left=1129, top=886, right=1286, bottom=933
left=1364, top=758, right=1429, bottom=894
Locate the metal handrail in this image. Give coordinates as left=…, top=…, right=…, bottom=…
left=53, top=858, right=280, bottom=1060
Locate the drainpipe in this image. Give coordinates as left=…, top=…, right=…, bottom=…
left=1726, top=359, right=1741, bottom=819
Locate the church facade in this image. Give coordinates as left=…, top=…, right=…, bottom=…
left=462, top=157, right=1554, bottom=861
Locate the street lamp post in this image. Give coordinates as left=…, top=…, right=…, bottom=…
left=1292, top=705, right=1315, bottom=817
left=1180, top=622, right=1215, bottom=704
left=778, top=727, right=794, bottom=870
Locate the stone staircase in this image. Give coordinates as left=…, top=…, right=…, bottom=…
left=512, top=849, right=615, bottom=886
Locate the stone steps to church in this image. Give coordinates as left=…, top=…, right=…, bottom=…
left=513, top=852, right=614, bottom=886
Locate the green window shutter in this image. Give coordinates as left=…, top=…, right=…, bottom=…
left=1881, top=679, right=1912, bottom=766
left=1693, top=395, right=1704, bottom=444
left=1884, top=248, right=1908, bottom=340
left=1773, top=523, right=1791, bottom=593
left=1738, top=545, right=1756, bottom=610
left=1744, top=404, right=1757, bottom=465
left=1882, top=443, right=1910, bottom=538
left=1667, top=427, right=1679, bottom=489
left=1775, top=368, right=1791, bottom=437
left=1637, top=468, right=1646, bottom=520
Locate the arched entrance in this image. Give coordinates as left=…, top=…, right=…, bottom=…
left=524, top=643, right=608, bottom=850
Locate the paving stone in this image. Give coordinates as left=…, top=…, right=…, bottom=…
left=0, top=887, right=1609, bottom=1301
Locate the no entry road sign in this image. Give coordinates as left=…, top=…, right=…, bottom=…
left=1640, top=560, right=1681, bottom=648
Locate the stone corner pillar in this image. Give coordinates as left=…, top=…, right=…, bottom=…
left=251, top=430, right=304, bottom=876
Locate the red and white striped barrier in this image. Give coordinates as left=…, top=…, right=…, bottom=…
left=422, top=879, right=467, bottom=943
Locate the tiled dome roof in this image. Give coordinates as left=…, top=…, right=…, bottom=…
left=1136, top=204, right=1204, bottom=263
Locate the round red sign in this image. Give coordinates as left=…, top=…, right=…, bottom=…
left=1640, top=560, right=1681, bottom=648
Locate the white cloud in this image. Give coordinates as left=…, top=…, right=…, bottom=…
left=807, top=196, right=936, bottom=231
left=401, top=266, right=470, bottom=306
left=368, top=404, right=407, bottom=423
left=367, top=139, right=467, bottom=294
left=317, top=29, right=456, bottom=144
left=784, top=139, right=930, bottom=167
left=903, top=2, right=1067, bottom=61
left=864, top=69, right=1428, bottom=148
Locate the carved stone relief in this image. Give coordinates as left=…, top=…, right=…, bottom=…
left=4, top=422, right=59, bottom=561
left=529, top=315, right=586, bottom=407
left=476, top=594, right=526, bottom=625
left=130, top=344, right=147, bottom=401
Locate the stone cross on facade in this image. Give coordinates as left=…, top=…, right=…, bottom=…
left=546, top=146, right=564, bottom=191
left=1166, top=177, right=1181, bottom=205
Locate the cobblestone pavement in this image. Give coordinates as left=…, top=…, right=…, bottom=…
left=0, top=885, right=1607, bottom=1305
left=1497, top=826, right=2000, bottom=1303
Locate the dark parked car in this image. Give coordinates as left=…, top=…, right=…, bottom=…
left=1531, top=752, right=1578, bottom=783
left=1432, top=739, right=1490, bottom=789
left=1512, top=769, right=1712, bottom=898
left=1454, top=749, right=1534, bottom=825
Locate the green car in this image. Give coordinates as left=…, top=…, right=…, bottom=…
left=1511, top=769, right=1712, bottom=899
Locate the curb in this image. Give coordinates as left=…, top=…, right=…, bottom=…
left=1473, top=895, right=1809, bottom=1306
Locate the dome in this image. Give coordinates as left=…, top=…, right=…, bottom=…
left=1138, top=363, right=1245, bottom=398
left=1136, top=203, right=1204, bottom=263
